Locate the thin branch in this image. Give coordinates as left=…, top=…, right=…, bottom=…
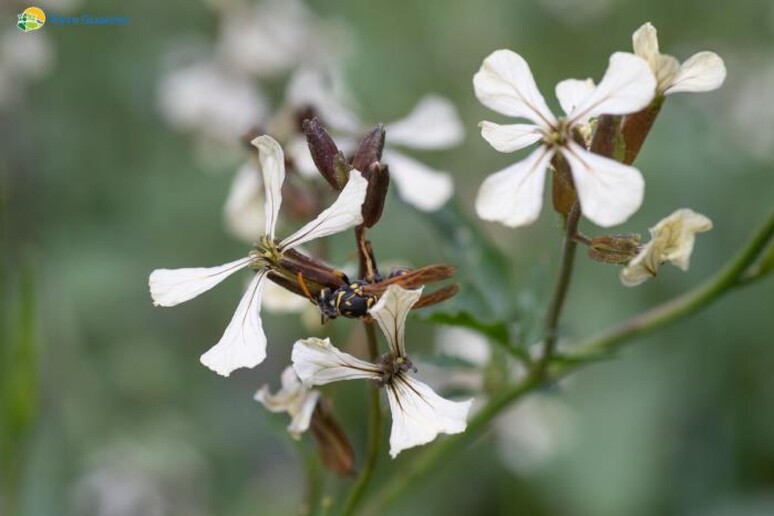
left=338, top=320, right=382, bottom=516
left=539, top=202, right=582, bottom=371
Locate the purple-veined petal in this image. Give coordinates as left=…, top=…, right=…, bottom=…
left=475, top=146, right=553, bottom=227
left=385, top=375, right=472, bottom=458
left=568, top=52, right=656, bottom=124
left=252, top=135, right=286, bottom=240
left=291, top=337, right=380, bottom=387
left=562, top=141, right=644, bottom=227
left=149, top=256, right=252, bottom=307
left=369, top=285, right=424, bottom=358
left=385, top=95, right=465, bottom=150
left=382, top=150, right=454, bottom=212
left=278, top=170, right=367, bottom=250
left=479, top=121, right=542, bottom=153
left=473, top=49, right=556, bottom=127
left=665, top=52, right=726, bottom=95
left=555, top=78, right=596, bottom=118
left=200, top=270, right=269, bottom=376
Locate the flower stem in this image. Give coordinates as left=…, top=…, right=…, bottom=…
left=363, top=208, right=774, bottom=515
left=338, top=320, right=382, bottom=516
left=539, top=202, right=582, bottom=371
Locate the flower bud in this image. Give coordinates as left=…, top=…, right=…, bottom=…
left=588, top=234, right=642, bottom=264
left=360, top=162, right=390, bottom=228
left=350, top=124, right=385, bottom=173
left=309, top=400, right=355, bottom=477
left=303, top=118, right=347, bottom=190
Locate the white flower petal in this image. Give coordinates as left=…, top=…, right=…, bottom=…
left=369, top=285, right=424, bottom=357
left=620, top=208, right=713, bottom=286
left=385, top=375, right=472, bottom=458
left=287, top=389, right=321, bottom=437
left=619, top=242, right=657, bottom=287
left=255, top=366, right=320, bottom=438
left=385, top=95, right=465, bottom=150
left=252, top=135, right=286, bottom=240
left=568, top=52, right=656, bottom=123
left=149, top=257, right=252, bottom=307
left=479, top=121, right=543, bottom=153
left=382, top=150, right=454, bottom=212
left=632, top=22, right=660, bottom=66
left=279, top=171, right=367, bottom=250
left=223, top=162, right=265, bottom=243
left=665, top=52, right=726, bottom=95
left=286, top=67, right=361, bottom=133
left=562, top=142, right=644, bottom=227
left=555, top=78, right=596, bottom=118
left=200, top=270, right=269, bottom=376
left=291, top=337, right=380, bottom=387
left=287, top=135, right=319, bottom=179
left=473, top=49, right=557, bottom=127
left=475, top=146, right=553, bottom=227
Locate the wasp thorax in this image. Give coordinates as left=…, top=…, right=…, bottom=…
left=373, top=352, right=417, bottom=386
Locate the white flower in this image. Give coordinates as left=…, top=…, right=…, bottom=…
left=255, top=366, right=321, bottom=438
left=149, top=136, right=368, bottom=376
left=216, top=0, right=347, bottom=79
left=292, top=285, right=472, bottom=457
left=157, top=61, right=268, bottom=147
left=473, top=50, right=656, bottom=228
left=632, top=22, right=726, bottom=95
left=286, top=69, right=464, bottom=211
left=620, top=208, right=713, bottom=286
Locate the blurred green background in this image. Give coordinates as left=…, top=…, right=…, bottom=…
left=2, top=0, right=773, bottom=514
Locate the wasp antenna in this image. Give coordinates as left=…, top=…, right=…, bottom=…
left=297, top=272, right=316, bottom=304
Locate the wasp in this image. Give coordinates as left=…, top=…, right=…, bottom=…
left=266, top=249, right=458, bottom=321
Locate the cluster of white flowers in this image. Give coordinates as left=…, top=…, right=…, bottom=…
left=473, top=22, right=724, bottom=285
left=150, top=18, right=729, bottom=465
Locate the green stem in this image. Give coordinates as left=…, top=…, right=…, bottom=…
left=298, top=441, right=322, bottom=516
left=339, top=321, right=382, bottom=516
left=539, top=202, right=581, bottom=370
left=363, top=209, right=774, bottom=515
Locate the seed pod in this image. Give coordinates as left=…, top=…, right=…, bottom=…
left=360, top=162, right=390, bottom=228
left=303, top=118, right=346, bottom=190
left=350, top=124, right=385, bottom=173
left=588, top=233, right=642, bottom=264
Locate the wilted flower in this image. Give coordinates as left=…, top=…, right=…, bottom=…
left=255, top=366, right=321, bottom=438
left=149, top=136, right=368, bottom=376
left=474, top=50, right=656, bottom=228
left=620, top=208, right=713, bottom=286
left=292, top=285, right=472, bottom=457
left=632, top=22, right=726, bottom=96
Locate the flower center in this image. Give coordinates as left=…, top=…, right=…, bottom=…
left=373, top=352, right=417, bottom=387
left=543, top=118, right=572, bottom=149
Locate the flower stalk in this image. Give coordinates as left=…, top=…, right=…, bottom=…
left=339, top=320, right=382, bottom=516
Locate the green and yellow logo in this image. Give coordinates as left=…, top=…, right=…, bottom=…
left=17, top=7, right=46, bottom=32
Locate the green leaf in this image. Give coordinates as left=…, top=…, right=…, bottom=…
left=415, top=200, right=517, bottom=344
